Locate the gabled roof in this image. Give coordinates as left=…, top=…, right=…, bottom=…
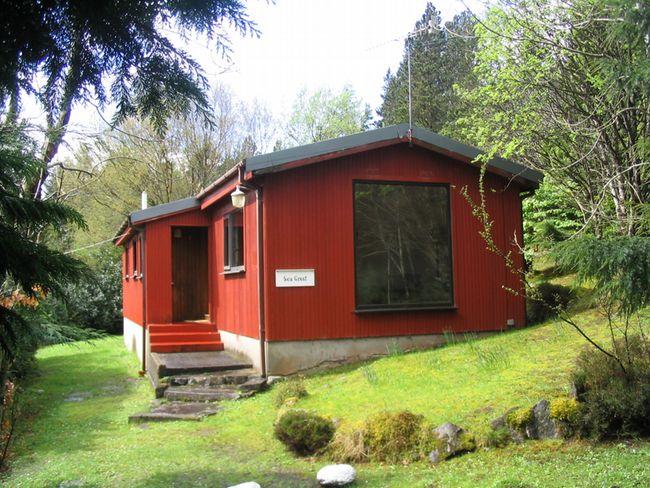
left=115, top=124, right=542, bottom=243
left=114, top=197, right=200, bottom=244
left=130, top=196, right=200, bottom=225
left=247, top=123, right=543, bottom=188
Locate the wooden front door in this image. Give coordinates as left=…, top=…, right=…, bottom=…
left=172, top=226, right=209, bottom=322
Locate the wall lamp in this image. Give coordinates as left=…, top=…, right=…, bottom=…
left=231, top=185, right=247, bottom=208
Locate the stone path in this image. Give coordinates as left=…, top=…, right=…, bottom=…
left=128, top=351, right=266, bottom=423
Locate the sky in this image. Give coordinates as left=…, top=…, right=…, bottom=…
left=211, top=0, right=482, bottom=116
left=24, top=0, right=484, bottom=156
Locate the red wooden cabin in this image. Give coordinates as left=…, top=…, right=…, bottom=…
left=115, top=124, right=541, bottom=376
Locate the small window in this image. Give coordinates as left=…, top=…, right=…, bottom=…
left=124, top=245, right=130, bottom=280
left=132, top=238, right=138, bottom=276
left=224, top=210, right=244, bottom=271
left=354, top=181, right=453, bottom=310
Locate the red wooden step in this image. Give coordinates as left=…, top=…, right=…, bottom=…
left=151, top=341, right=224, bottom=353
left=148, top=323, right=216, bottom=334
left=149, top=332, right=221, bottom=344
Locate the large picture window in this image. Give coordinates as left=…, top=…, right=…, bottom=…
left=224, top=210, right=244, bottom=271
left=354, top=181, right=453, bottom=310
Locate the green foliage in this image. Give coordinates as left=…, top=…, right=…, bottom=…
left=572, top=336, right=650, bottom=439
left=364, top=410, right=428, bottom=463
left=0, top=123, right=86, bottom=370
left=361, top=364, right=379, bottom=385
left=522, top=181, right=583, bottom=250
left=274, top=409, right=335, bottom=456
left=484, top=427, right=512, bottom=448
left=554, top=236, right=650, bottom=318
left=18, top=247, right=122, bottom=335
left=526, top=282, right=575, bottom=325
left=467, top=339, right=511, bottom=370
left=0, top=1, right=257, bottom=132
left=379, top=5, right=476, bottom=132
left=455, top=0, right=649, bottom=236
left=285, top=86, right=370, bottom=146
left=506, top=407, right=533, bottom=431
left=273, top=378, right=308, bottom=408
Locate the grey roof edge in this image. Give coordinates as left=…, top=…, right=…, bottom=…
left=130, top=196, right=200, bottom=225
left=410, top=127, right=544, bottom=186
left=247, top=123, right=543, bottom=188
left=247, top=124, right=408, bottom=172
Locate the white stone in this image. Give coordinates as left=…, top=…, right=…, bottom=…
left=316, top=464, right=356, bottom=486
left=227, top=483, right=261, bottom=488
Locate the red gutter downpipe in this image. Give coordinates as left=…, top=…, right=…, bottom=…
left=235, top=163, right=267, bottom=377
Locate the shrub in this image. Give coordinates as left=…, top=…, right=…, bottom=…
left=364, top=411, right=428, bottom=463
left=484, top=427, right=512, bottom=448
left=273, top=378, right=308, bottom=408
left=526, top=282, right=574, bottom=325
left=329, top=422, right=368, bottom=463
left=572, top=336, right=650, bottom=439
left=506, top=407, right=533, bottom=431
left=274, top=409, right=335, bottom=456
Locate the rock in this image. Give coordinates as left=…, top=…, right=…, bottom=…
left=527, top=399, right=560, bottom=440
left=428, top=422, right=476, bottom=463
left=228, top=483, right=261, bottom=488
left=239, top=377, right=267, bottom=392
left=490, top=407, right=518, bottom=431
left=266, top=375, right=284, bottom=386
left=64, top=391, right=91, bottom=402
left=58, top=481, right=85, bottom=488
left=490, top=407, right=523, bottom=443
left=316, top=464, right=356, bottom=486
left=428, top=449, right=442, bottom=464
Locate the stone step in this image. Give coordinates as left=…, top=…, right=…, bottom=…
left=128, top=401, right=222, bottom=423
left=166, top=368, right=261, bottom=387
left=151, top=351, right=253, bottom=377
left=164, top=385, right=244, bottom=402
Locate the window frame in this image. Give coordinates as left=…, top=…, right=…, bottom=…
left=352, top=179, right=455, bottom=313
left=223, top=209, right=245, bottom=274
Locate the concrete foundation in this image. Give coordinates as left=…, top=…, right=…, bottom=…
left=265, top=332, right=495, bottom=375
left=124, top=318, right=145, bottom=362
left=220, top=330, right=263, bottom=371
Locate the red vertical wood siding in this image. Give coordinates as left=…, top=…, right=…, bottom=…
left=122, top=239, right=143, bottom=325
left=210, top=193, right=260, bottom=338
left=144, top=210, right=210, bottom=324
left=262, top=143, right=526, bottom=341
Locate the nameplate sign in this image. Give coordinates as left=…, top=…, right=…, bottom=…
left=275, top=269, right=315, bottom=287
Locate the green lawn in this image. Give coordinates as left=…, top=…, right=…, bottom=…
left=3, top=313, right=649, bottom=487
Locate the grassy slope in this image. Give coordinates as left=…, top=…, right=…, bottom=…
left=3, top=314, right=649, bottom=488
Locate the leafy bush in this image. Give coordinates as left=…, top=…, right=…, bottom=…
left=274, top=409, right=335, bottom=456
left=555, top=236, right=650, bottom=318
left=526, top=282, right=574, bottom=325
left=364, top=411, right=429, bottom=463
left=18, top=247, right=122, bottom=335
left=572, top=336, right=650, bottom=439
left=273, top=378, right=308, bottom=407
